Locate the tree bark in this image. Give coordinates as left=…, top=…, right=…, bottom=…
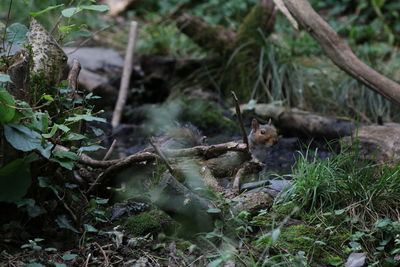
left=282, top=0, right=400, bottom=105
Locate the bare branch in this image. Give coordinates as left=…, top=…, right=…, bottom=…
left=282, top=0, right=400, bottom=105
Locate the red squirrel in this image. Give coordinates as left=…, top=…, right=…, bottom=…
left=247, top=118, right=278, bottom=162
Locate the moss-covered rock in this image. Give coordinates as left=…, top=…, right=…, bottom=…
left=125, top=209, right=176, bottom=236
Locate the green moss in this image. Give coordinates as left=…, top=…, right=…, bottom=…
left=256, top=223, right=349, bottom=265
left=180, top=98, right=238, bottom=134
left=125, top=209, right=176, bottom=236
left=236, top=3, right=274, bottom=44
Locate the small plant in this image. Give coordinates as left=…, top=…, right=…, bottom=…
left=21, top=238, right=57, bottom=252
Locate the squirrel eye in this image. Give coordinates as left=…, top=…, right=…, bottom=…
left=260, top=130, right=266, bottom=135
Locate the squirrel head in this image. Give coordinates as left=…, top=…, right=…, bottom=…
left=250, top=118, right=278, bottom=147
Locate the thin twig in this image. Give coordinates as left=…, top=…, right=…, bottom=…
left=67, top=58, right=81, bottom=98
left=103, top=139, right=117, bottom=161
left=66, top=25, right=111, bottom=55
left=0, top=100, right=50, bottom=110
left=149, top=137, right=175, bottom=174
left=111, top=21, right=138, bottom=128
left=1, top=0, right=13, bottom=52
left=93, top=242, right=110, bottom=266
left=231, top=91, right=250, bottom=152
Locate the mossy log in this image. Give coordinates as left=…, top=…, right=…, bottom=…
left=176, top=14, right=237, bottom=52
left=240, top=103, right=356, bottom=138
left=342, top=123, right=400, bottom=165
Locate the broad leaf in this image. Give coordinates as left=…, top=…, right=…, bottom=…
left=6, top=23, right=28, bottom=45
left=4, top=124, right=42, bottom=151
left=61, top=7, right=82, bottom=17
left=4, top=124, right=53, bottom=158
left=0, top=88, right=16, bottom=123
left=0, top=159, right=31, bottom=202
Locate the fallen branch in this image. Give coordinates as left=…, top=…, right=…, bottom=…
left=282, top=0, right=400, bottom=105
left=240, top=103, right=356, bottom=138
left=86, top=152, right=159, bottom=193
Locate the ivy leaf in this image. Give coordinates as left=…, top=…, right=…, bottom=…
left=0, top=88, right=16, bottom=123
left=6, top=23, right=28, bottom=45
left=61, top=7, right=82, bottom=17
left=55, top=215, right=80, bottom=233
left=0, top=159, right=31, bottom=202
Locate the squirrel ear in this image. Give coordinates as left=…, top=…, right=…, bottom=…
left=251, top=119, right=259, bottom=130
left=268, top=118, right=272, bottom=125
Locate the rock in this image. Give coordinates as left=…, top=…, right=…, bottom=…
left=240, top=180, right=270, bottom=192
left=64, top=47, right=124, bottom=72
left=231, top=191, right=273, bottom=215
left=28, top=18, right=68, bottom=86
left=268, top=179, right=292, bottom=192
left=343, top=123, right=400, bottom=164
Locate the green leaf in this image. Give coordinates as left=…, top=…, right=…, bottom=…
left=53, top=151, right=79, bottom=160
left=23, top=264, right=46, bottom=267
left=53, top=263, right=67, bottom=267
left=30, top=4, right=64, bottom=17
left=62, top=254, right=78, bottom=261
left=62, top=132, right=86, bottom=141
left=84, top=224, right=98, bottom=232
left=0, top=159, right=31, bottom=202
left=77, top=144, right=105, bottom=153
left=0, top=74, right=12, bottom=83
left=61, top=7, right=82, bottom=17
left=50, top=158, right=75, bottom=170
left=6, top=23, right=28, bottom=45
left=66, top=114, right=106, bottom=123
left=43, top=94, right=54, bottom=101
left=0, top=88, right=16, bottom=123
left=26, top=112, right=49, bottom=132
left=4, top=124, right=42, bottom=152
left=55, top=215, right=79, bottom=233
left=81, top=5, right=110, bottom=12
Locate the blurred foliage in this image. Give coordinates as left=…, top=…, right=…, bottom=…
left=311, top=0, right=400, bottom=44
